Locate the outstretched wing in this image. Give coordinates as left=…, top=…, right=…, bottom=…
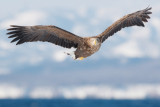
left=97, top=7, right=152, bottom=42
left=7, top=25, right=83, bottom=48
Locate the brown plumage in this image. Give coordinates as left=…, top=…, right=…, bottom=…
left=7, top=7, right=152, bottom=60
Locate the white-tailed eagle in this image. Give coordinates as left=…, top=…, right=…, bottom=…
left=7, top=7, right=152, bottom=60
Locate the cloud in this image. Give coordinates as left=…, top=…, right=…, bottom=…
left=17, top=55, right=44, bottom=65
left=0, top=11, right=46, bottom=29
left=0, top=84, right=25, bottom=99
left=0, top=40, right=15, bottom=50
left=61, top=85, right=149, bottom=99
left=65, top=13, right=76, bottom=21
left=151, top=17, right=160, bottom=38
left=1, top=84, right=160, bottom=99
left=76, top=7, right=88, bottom=18
left=0, top=40, right=15, bottom=57
left=113, top=40, right=143, bottom=58
left=46, top=85, right=160, bottom=99
left=90, top=7, right=123, bottom=26
left=130, top=27, right=151, bottom=40
left=0, top=68, right=10, bottom=75
left=72, top=24, right=90, bottom=36
left=29, top=87, right=55, bottom=99
left=103, top=22, right=160, bottom=59
left=52, top=50, right=68, bottom=62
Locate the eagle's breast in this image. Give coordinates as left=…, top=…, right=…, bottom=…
left=75, top=38, right=101, bottom=59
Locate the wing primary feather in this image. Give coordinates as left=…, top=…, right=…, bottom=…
left=142, top=18, right=148, bottom=22
left=11, top=37, right=20, bottom=43
left=16, top=39, right=25, bottom=45
left=8, top=34, right=19, bottom=38
left=7, top=27, right=19, bottom=31
left=7, top=31, right=20, bottom=35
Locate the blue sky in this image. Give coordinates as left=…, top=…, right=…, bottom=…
left=0, top=0, right=160, bottom=99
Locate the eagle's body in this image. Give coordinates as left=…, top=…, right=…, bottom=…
left=7, top=7, right=152, bottom=60
left=74, top=37, right=101, bottom=59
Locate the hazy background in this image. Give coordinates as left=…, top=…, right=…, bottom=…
left=0, top=0, right=160, bottom=99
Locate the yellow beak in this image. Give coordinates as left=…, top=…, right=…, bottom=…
left=94, top=40, right=97, bottom=45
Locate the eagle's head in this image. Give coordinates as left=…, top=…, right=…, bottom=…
left=88, top=38, right=101, bottom=46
